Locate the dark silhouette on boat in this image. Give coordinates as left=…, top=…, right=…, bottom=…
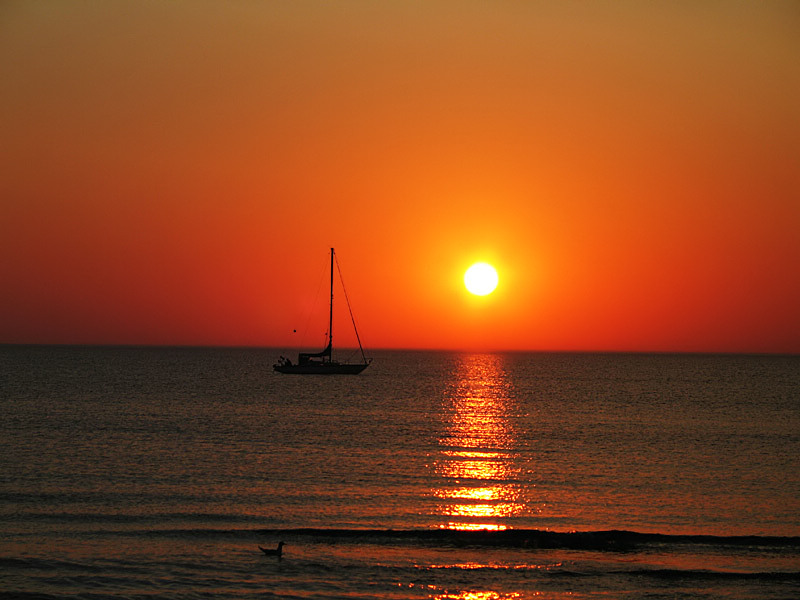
left=274, top=248, right=371, bottom=375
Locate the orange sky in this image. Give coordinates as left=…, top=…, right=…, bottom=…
left=1, top=1, right=798, bottom=352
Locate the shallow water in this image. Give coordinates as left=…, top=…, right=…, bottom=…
left=1, top=346, right=798, bottom=598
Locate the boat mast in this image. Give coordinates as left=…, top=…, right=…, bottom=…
left=328, top=247, right=334, bottom=361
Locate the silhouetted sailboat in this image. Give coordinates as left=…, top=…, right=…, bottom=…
left=274, top=248, right=371, bottom=375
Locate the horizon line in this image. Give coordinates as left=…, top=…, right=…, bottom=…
left=1, top=342, right=797, bottom=357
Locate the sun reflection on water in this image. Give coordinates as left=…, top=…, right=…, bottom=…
left=433, top=591, right=524, bottom=600
left=436, top=592, right=522, bottom=600
left=433, top=354, right=524, bottom=530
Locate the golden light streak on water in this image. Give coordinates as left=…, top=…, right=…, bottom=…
left=434, top=590, right=524, bottom=599
left=433, top=354, right=525, bottom=530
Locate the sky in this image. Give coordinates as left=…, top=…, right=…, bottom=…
left=1, top=1, right=799, bottom=353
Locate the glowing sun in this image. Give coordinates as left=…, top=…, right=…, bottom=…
left=464, top=262, right=499, bottom=296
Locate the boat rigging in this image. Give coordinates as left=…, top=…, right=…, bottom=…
left=274, top=248, right=371, bottom=374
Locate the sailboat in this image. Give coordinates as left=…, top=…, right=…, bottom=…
left=273, top=248, right=371, bottom=374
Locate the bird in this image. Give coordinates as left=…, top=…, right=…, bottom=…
left=259, top=541, right=285, bottom=557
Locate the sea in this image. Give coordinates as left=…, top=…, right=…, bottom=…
left=1, top=346, right=798, bottom=599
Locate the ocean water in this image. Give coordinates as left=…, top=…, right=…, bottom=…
left=1, top=346, right=798, bottom=599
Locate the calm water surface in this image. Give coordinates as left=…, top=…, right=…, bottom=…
left=1, top=346, right=798, bottom=599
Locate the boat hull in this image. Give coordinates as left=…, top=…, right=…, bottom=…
left=273, top=362, right=369, bottom=375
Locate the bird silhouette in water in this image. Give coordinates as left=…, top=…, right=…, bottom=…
left=259, top=541, right=285, bottom=557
